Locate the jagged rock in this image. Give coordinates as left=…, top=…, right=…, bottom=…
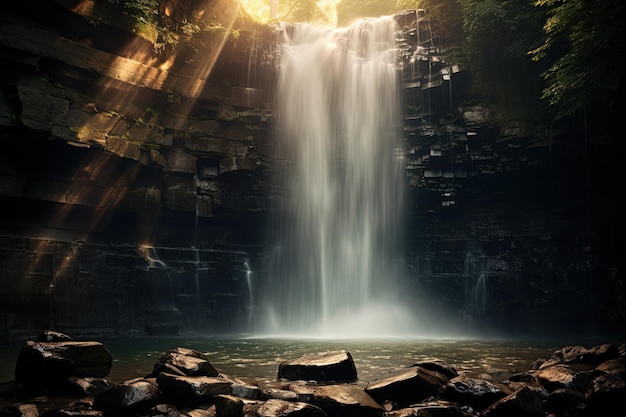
left=14, top=340, right=112, bottom=389
left=364, top=366, right=446, bottom=407
left=5, top=341, right=626, bottom=417
left=289, top=383, right=316, bottom=402
left=312, top=384, right=383, bottom=417
left=35, top=330, right=74, bottom=342
left=411, top=361, right=458, bottom=380
left=221, top=374, right=266, bottom=400
left=277, top=351, right=357, bottom=383
left=584, top=358, right=626, bottom=415
left=155, top=372, right=232, bottom=406
left=539, top=344, right=620, bottom=369
left=214, top=394, right=246, bottom=417
left=481, top=385, right=545, bottom=417
left=256, top=398, right=328, bottom=417
left=149, top=347, right=219, bottom=377
left=440, top=375, right=510, bottom=411
left=265, top=387, right=299, bottom=401
left=535, top=364, right=592, bottom=392
left=66, top=376, right=114, bottom=396
left=92, top=377, right=160, bottom=416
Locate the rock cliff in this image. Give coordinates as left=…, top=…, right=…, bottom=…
left=0, top=1, right=623, bottom=338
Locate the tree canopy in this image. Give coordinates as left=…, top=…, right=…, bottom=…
left=530, top=0, right=625, bottom=118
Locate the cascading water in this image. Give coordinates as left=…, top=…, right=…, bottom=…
left=258, top=17, right=418, bottom=338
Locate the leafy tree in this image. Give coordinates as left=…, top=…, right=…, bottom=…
left=530, top=0, right=625, bottom=118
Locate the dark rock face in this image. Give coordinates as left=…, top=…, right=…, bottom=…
left=0, top=0, right=623, bottom=339
left=149, top=347, right=219, bottom=378
left=364, top=366, right=447, bottom=407
left=14, top=337, right=112, bottom=390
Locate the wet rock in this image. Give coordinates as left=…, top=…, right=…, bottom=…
left=35, top=330, right=74, bottom=342
left=440, top=375, right=510, bottom=411
left=221, top=374, right=266, bottom=400
left=256, top=398, right=328, bottom=417
left=278, top=351, right=357, bottom=383
left=214, top=394, right=246, bottom=417
left=265, top=387, right=299, bottom=401
left=584, top=358, right=626, bottom=415
left=66, top=376, right=114, bottom=396
left=539, top=344, right=620, bottom=368
left=155, top=372, right=232, bottom=406
left=92, top=377, right=160, bottom=416
left=4, top=341, right=626, bottom=417
left=14, top=340, right=113, bottom=390
left=149, top=347, right=219, bottom=377
left=481, top=385, right=545, bottom=417
left=364, top=366, right=447, bottom=407
left=411, top=361, right=458, bottom=380
left=312, top=384, right=383, bottom=417
left=535, top=364, right=592, bottom=392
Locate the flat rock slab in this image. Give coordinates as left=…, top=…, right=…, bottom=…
left=14, top=340, right=112, bottom=388
left=364, top=366, right=446, bottom=407
left=278, top=351, right=358, bottom=383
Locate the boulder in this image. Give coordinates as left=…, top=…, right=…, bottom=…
left=14, top=340, right=112, bottom=389
left=535, top=364, right=591, bottom=392
left=155, top=372, right=232, bottom=406
left=440, top=375, right=510, bottom=411
left=481, top=385, right=545, bottom=417
left=364, top=366, right=446, bottom=407
left=256, top=398, right=328, bottom=417
left=539, top=344, right=620, bottom=369
left=92, top=377, right=160, bottom=416
left=149, top=346, right=219, bottom=377
left=312, top=384, right=383, bottom=417
left=278, top=351, right=358, bottom=383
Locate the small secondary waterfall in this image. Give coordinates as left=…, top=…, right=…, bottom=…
left=259, top=17, right=416, bottom=337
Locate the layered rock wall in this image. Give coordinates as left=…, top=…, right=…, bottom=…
left=0, top=3, right=623, bottom=338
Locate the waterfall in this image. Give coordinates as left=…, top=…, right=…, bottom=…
left=258, top=17, right=416, bottom=337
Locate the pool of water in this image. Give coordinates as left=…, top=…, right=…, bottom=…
left=1, top=334, right=576, bottom=387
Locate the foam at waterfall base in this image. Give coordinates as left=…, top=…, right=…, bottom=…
left=254, top=300, right=464, bottom=340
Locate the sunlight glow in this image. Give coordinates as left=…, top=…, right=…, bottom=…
left=240, top=0, right=340, bottom=27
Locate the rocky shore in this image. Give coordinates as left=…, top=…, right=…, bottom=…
left=0, top=330, right=624, bottom=417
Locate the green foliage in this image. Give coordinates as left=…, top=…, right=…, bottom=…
left=103, top=0, right=240, bottom=54
left=530, top=0, right=625, bottom=118
left=122, top=0, right=159, bottom=25
left=459, top=0, right=549, bottom=122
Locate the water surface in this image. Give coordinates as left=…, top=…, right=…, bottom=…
left=0, top=335, right=566, bottom=387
